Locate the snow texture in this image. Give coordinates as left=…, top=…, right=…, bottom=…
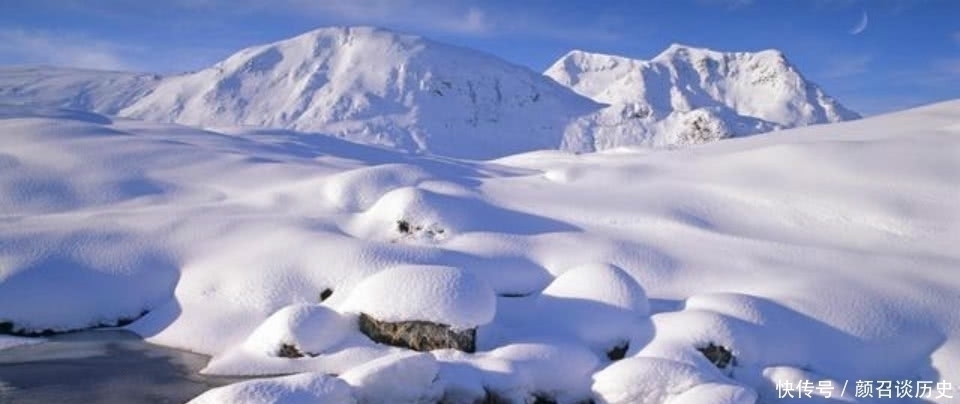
left=187, top=372, right=355, bottom=404
left=242, top=304, right=353, bottom=356
left=339, top=265, right=496, bottom=329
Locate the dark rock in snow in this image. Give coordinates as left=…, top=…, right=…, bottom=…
left=358, top=313, right=476, bottom=353
left=606, top=341, right=629, bottom=361
left=277, top=343, right=305, bottom=358
left=319, top=288, right=333, bottom=302
left=697, top=342, right=735, bottom=369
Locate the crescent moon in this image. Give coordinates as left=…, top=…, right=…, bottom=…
left=849, top=11, right=868, bottom=35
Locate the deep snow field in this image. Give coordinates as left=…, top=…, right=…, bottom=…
left=0, top=100, right=958, bottom=403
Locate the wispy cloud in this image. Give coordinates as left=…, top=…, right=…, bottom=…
left=166, top=0, right=496, bottom=36
left=822, top=54, right=872, bottom=78
left=953, top=31, right=960, bottom=45
left=168, top=0, right=617, bottom=40
left=0, top=29, right=138, bottom=70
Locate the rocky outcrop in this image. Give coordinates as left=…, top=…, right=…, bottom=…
left=358, top=313, right=477, bottom=353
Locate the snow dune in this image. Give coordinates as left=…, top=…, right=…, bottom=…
left=0, top=100, right=957, bottom=403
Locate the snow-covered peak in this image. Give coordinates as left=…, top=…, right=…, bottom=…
left=546, top=44, right=857, bottom=125
left=118, top=26, right=597, bottom=159
left=0, top=28, right=860, bottom=158
left=546, top=44, right=859, bottom=151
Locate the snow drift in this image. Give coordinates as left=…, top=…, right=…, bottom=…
left=0, top=99, right=956, bottom=402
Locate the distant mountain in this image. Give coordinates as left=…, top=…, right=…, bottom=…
left=546, top=45, right=860, bottom=151
left=0, top=28, right=859, bottom=159
left=0, top=66, right=159, bottom=113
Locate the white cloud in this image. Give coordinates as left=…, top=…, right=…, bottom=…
left=171, top=0, right=495, bottom=36
left=0, top=29, right=137, bottom=71
left=822, top=54, right=872, bottom=78
left=167, top=0, right=617, bottom=40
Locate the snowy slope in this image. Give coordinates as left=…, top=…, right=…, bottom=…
left=547, top=46, right=860, bottom=151
left=1, top=100, right=957, bottom=403
left=0, top=66, right=159, bottom=113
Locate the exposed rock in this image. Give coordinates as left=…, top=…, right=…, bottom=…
left=396, top=219, right=412, bottom=234
left=358, top=313, right=477, bottom=353
left=606, top=341, right=629, bottom=361
left=319, top=288, right=333, bottom=302
left=697, top=342, right=735, bottom=369
left=277, top=343, right=304, bottom=358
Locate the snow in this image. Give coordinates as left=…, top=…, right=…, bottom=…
left=540, top=263, right=649, bottom=315
left=339, top=265, right=496, bottom=329
left=0, top=27, right=858, bottom=159
left=592, top=356, right=724, bottom=404
left=0, top=59, right=958, bottom=402
left=0, top=335, right=44, bottom=351
left=187, top=372, right=355, bottom=404
left=536, top=263, right=650, bottom=350
left=340, top=351, right=441, bottom=404
left=241, top=304, right=353, bottom=356
left=545, top=45, right=859, bottom=151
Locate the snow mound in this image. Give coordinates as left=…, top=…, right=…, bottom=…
left=340, top=351, right=441, bottom=404
left=488, top=341, right=601, bottom=402
left=339, top=265, right=496, bottom=329
left=591, top=356, right=729, bottom=404
left=541, top=263, right=649, bottom=315
left=323, top=164, right=433, bottom=212
left=1, top=100, right=959, bottom=402
left=242, top=304, right=353, bottom=356
left=668, top=382, right=757, bottom=404
left=187, top=372, right=355, bottom=404
left=537, top=263, right=650, bottom=349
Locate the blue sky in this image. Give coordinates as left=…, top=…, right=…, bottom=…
left=0, top=0, right=957, bottom=115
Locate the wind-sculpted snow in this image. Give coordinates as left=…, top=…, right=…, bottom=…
left=0, top=101, right=958, bottom=403
left=0, top=27, right=857, bottom=159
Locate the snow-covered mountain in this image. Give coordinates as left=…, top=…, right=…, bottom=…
left=547, top=46, right=860, bottom=150
left=0, top=66, right=159, bottom=113
left=117, top=27, right=600, bottom=159
left=0, top=27, right=859, bottom=159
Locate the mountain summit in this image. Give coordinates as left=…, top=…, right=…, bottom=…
left=0, top=28, right=858, bottom=158
left=119, top=26, right=598, bottom=159
left=546, top=45, right=859, bottom=150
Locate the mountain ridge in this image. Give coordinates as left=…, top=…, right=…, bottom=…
left=545, top=43, right=859, bottom=151
left=0, top=26, right=859, bottom=159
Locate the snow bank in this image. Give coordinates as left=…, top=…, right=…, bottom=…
left=339, top=265, right=496, bottom=329
left=187, top=372, right=355, bottom=404
left=1, top=100, right=958, bottom=403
